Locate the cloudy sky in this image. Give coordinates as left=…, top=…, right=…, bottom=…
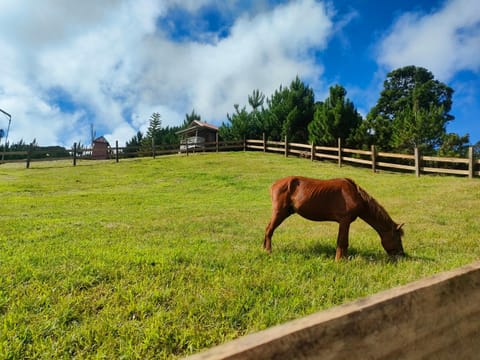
left=0, top=0, right=479, bottom=147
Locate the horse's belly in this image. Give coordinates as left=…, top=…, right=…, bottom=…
left=291, top=186, right=351, bottom=222
left=295, top=207, right=339, bottom=222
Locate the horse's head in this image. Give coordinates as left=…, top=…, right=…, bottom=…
left=381, top=223, right=405, bottom=257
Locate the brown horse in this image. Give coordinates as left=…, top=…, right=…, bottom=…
left=264, top=177, right=404, bottom=260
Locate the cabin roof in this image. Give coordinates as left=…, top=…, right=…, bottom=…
left=176, top=120, right=218, bottom=135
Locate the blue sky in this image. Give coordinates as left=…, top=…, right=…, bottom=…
left=0, top=0, right=479, bottom=147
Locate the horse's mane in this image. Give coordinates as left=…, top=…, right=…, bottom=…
left=346, top=179, right=395, bottom=227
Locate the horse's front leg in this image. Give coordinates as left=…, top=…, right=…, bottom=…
left=335, top=220, right=351, bottom=261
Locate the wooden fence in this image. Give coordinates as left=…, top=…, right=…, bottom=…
left=1, top=137, right=478, bottom=178
left=187, top=260, right=480, bottom=360
left=246, top=136, right=479, bottom=178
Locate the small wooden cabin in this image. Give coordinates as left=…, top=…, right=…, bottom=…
left=92, top=136, right=110, bottom=160
left=176, top=120, right=218, bottom=151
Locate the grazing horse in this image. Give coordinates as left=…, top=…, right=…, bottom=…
left=264, top=177, right=404, bottom=260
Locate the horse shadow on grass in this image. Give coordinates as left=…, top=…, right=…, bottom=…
left=279, top=241, right=434, bottom=263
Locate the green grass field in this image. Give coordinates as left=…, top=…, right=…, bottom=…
left=1, top=152, right=479, bottom=359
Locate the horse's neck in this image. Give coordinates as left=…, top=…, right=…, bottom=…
left=359, top=201, right=394, bottom=236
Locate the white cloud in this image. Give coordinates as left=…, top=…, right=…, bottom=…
left=376, top=0, right=480, bottom=81
left=0, top=0, right=333, bottom=146
left=138, top=0, right=333, bottom=123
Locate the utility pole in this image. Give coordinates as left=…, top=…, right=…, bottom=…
left=90, top=123, right=96, bottom=146
left=0, top=108, right=12, bottom=162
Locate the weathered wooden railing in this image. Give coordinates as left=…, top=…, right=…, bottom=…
left=1, top=137, right=478, bottom=178
left=245, top=137, right=479, bottom=178
left=187, top=261, right=480, bottom=360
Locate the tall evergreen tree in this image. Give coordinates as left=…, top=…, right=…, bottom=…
left=184, top=109, right=201, bottom=126
left=248, top=89, right=265, bottom=111
left=283, top=77, right=315, bottom=142
left=265, top=77, right=315, bottom=142
left=219, top=104, right=253, bottom=140
left=248, top=89, right=266, bottom=136
left=264, top=85, right=289, bottom=141
left=125, top=131, right=144, bottom=151
left=145, top=112, right=162, bottom=143
left=308, top=85, right=362, bottom=146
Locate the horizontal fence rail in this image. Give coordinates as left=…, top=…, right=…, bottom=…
left=1, top=137, right=478, bottom=178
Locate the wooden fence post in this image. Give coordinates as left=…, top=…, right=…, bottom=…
left=115, top=140, right=119, bottom=163
left=243, top=137, right=246, bottom=152
left=468, top=146, right=473, bottom=179
left=284, top=135, right=288, bottom=157
left=73, top=142, right=77, bottom=167
left=371, top=145, right=376, bottom=173
left=311, top=142, right=315, bottom=161
left=216, top=133, right=219, bottom=153
left=152, top=138, right=156, bottom=159
left=263, top=133, right=266, bottom=152
left=26, top=144, right=33, bottom=168
left=337, top=138, right=342, bottom=167
left=414, top=147, right=421, bottom=177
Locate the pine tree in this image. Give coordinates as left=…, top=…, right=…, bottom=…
left=308, top=85, right=362, bottom=147
left=142, top=112, right=162, bottom=147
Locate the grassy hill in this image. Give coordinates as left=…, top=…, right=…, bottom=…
left=1, top=152, right=479, bottom=358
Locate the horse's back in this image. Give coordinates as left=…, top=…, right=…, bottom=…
left=270, top=176, right=361, bottom=215
left=271, top=176, right=356, bottom=195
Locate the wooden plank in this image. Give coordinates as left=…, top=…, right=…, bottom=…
left=187, top=261, right=480, bottom=360
left=266, top=147, right=284, bottom=153
left=314, top=153, right=338, bottom=160
left=156, top=149, right=180, bottom=155
left=342, top=157, right=372, bottom=165
left=314, top=146, right=337, bottom=152
left=342, top=148, right=372, bottom=156
left=377, top=152, right=415, bottom=160
left=266, top=141, right=285, bottom=146
left=423, top=155, right=468, bottom=164
left=0, top=151, right=28, bottom=156
left=246, top=145, right=264, bottom=151
left=377, top=162, right=415, bottom=171
left=414, top=147, right=420, bottom=177
left=289, top=143, right=311, bottom=150
left=422, top=167, right=469, bottom=176
left=288, top=149, right=302, bottom=154
left=468, top=146, right=473, bottom=179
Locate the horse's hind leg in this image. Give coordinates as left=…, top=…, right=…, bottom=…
left=264, top=209, right=291, bottom=252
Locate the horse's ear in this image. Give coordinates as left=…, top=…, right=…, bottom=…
left=397, top=223, right=405, bottom=231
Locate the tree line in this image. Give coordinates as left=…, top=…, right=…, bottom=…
left=131, top=65, right=476, bottom=157
left=219, top=66, right=473, bottom=156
